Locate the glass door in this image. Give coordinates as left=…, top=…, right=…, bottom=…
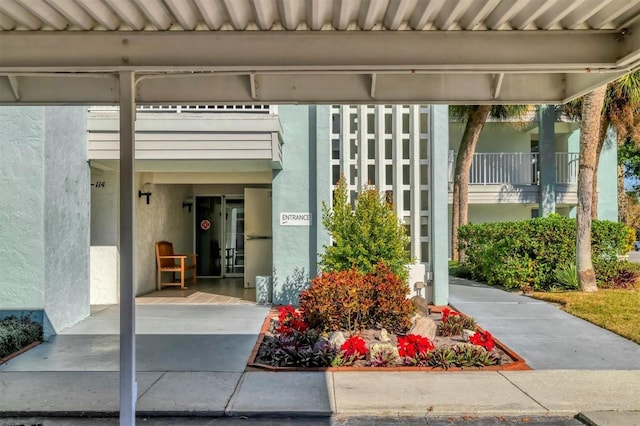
left=195, top=196, right=223, bottom=277
left=223, top=198, right=244, bottom=277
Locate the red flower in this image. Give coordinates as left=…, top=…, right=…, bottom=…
left=276, top=305, right=308, bottom=335
left=469, top=330, right=495, bottom=351
left=441, top=307, right=460, bottom=324
left=341, top=335, right=368, bottom=358
left=397, top=334, right=434, bottom=358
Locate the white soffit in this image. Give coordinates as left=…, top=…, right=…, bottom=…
left=0, top=0, right=639, bottom=104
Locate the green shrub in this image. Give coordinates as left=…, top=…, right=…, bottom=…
left=320, top=177, right=411, bottom=282
left=0, top=315, right=43, bottom=359
left=553, top=263, right=579, bottom=290
left=300, top=263, right=415, bottom=333
left=600, top=262, right=640, bottom=289
left=458, top=215, right=632, bottom=290
left=448, top=260, right=471, bottom=278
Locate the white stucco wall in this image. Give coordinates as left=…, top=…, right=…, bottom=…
left=90, top=168, right=118, bottom=246
left=44, top=106, right=91, bottom=334
left=90, top=246, right=119, bottom=304
left=134, top=179, right=193, bottom=295
left=0, top=107, right=46, bottom=310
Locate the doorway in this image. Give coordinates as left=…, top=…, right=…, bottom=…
left=224, top=198, right=245, bottom=277
left=195, top=196, right=223, bottom=277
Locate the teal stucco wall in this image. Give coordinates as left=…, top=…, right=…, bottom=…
left=271, top=105, right=331, bottom=305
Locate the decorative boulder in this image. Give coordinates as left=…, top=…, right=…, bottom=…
left=378, top=328, right=391, bottom=342
left=410, top=296, right=431, bottom=317
left=328, top=331, right=346, bottom=349
left=462, top=329, right=476, bottom=342
left=408, top=316, right=437, bottom=341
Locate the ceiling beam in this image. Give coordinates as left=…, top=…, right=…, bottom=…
left=0, top=30, right=625, bottom=73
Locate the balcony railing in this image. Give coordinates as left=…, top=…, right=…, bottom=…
left=449, top=152, right=579, bottom=185
left=556, top=152, right=579, bottom=184
left=89, top=105, right=277, bottom=114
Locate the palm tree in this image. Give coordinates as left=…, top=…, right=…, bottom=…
left=449, top=105, right=531, bottom=261
left=564, top=71, right=640, bottom=219
left=576, top=85, right=607, bottom=292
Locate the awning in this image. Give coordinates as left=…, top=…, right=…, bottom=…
left=1, top=0, right=639, bottom=104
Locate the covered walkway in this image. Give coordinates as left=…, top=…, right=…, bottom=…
left=1, top=280, right=639, bottom=422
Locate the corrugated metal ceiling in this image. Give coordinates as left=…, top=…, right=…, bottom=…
left=1, top=0, right=639, bottom=32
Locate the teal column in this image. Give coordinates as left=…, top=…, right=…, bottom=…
left=538, top=105, right=556, bottom=216
left=430, top=105, right=449, bottom=306
left=272, top=105, right=314, bottom=305
left=568, top=129, right=580, bottom=219
left=597, top=127, right=618, bottom=221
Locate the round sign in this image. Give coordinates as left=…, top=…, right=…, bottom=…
left=200, top=219, right=211, bottom=231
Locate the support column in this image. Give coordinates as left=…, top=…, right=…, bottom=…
left=430, top=105, right=449, bottom=306
left=119, top=71, right=136, bottom=425
left=538, top=105, right=556, bottom=217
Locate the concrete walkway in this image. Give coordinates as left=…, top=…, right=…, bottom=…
left=449, top=277, right=640, bottom=370
left=1, top=282, right=640, bottom=425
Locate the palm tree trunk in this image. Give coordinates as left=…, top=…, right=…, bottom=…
left=451, top=105, right=491, bottom=261
left=618, top=164, right=628, bottom=223
left=577, top=85, right=607, bottom=292
left=591, top=117, right=609, bottom=218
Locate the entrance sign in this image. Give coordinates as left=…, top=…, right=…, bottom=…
left=200, top=219, right=211, bottom=230
left=280, top=212, right=312, bottom=226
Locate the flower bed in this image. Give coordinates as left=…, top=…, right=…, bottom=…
left=247, top=306, right=530, bottom=372
left=0, top=315, right=43, bottom=365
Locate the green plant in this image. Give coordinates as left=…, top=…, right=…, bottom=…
left=368, top=344, right=401, bottom=367
left=300, top=269, right=374, bottom=331
left=366, top=262, right=415, bottom=334
left=554, top=263, right=579, bottom=290
left=458, top=215, right=633, bottom=290
left=300, top=263, right=415, bottom=333
left=256, top=329, right=338, bottom=368
left=448, top=260, right=471, bottom=278
left=600, top=262, right=640, bottom=289
left=0, top=315, right=43, bottom=359
left=320, top=177, right=412, bottom=281
left=438, top=308, right=477, bottom=336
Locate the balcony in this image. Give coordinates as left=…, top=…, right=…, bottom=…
left=448, top=152, right=578, bottom=204
left=87, top=105, right=282, bottom=173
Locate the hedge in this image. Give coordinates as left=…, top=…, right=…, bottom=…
left=458, top=215, right=633, bottom=290
left=0, top=316, right=43, bottom=360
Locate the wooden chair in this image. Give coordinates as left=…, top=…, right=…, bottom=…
left=155, top=241, right=197, bottom=290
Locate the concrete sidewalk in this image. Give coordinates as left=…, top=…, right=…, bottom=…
left=1, top=282, right=640, bottom=425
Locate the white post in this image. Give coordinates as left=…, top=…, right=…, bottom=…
left=119, top=71, right=137, bottom=425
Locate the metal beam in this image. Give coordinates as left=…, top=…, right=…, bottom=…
left=0, top=72, right=618, bottom=104
left=118, top=70, right=136, bottom=426
left=0, top=31, right=625, bottom=72
left=7, top=75, right=19, bottom=100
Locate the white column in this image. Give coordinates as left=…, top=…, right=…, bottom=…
left=409, top=106, right=420, bottom=260
left=119, top=71, right=137, bottom=425
left=339, top=105, right=350, bottom=187
left=392, top=105, right=403, bottom=218
left=357, top=105, right=367, bottom=189
left=375, top=105, right=385, bottom=192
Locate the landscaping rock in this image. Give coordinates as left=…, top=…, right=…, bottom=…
left=379, top=328, right=390, bottom=342
left=409, top=316, right=437, bottom=341
left=463, top=329, right=476, bottom=342
left=411, top=295, right=431, bottom=317
left=328, top=331, right=346, bottom=348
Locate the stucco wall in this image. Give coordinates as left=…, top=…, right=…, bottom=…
left=449, top=122, right=532, bottom=153
left=90, top=168, right=118, bottom=246
left=44, top=106, right=91, bottom=335
left=272, top=105, right=330, bottom=305
left=134, top=180, right=193, bottom=295
left=0, top=107, right=46, bottom=310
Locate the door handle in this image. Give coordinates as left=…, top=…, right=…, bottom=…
left=246, top=235, right=272, bottom=240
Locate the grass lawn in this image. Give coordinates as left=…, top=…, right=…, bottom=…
left=532, top=289, right=640, bottom=344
